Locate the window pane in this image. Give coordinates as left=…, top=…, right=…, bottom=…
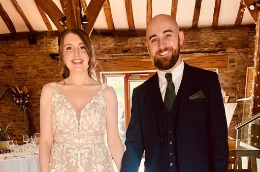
left=106, top=76, right=126, bottom=143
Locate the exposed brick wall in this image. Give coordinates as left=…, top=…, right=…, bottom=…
left=0, top=32, right=61, bottom=143
left=0, top=26, right=256, bottom=143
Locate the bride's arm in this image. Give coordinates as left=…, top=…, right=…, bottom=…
left=39, top=84, right=53, bottom=172
left=104, top=86, right=124, bottom=171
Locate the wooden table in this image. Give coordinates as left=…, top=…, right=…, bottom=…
left=229, top=142, right=260, bottom=172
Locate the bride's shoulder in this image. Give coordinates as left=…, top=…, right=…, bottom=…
left=42, top=83, right=53, bottom=91
left=41, top=83, right=55, bottom=98
left=41, top=81, right=63, bottom=94
left=101, top=83, right=116, bottom=97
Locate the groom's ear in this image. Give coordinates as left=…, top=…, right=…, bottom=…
left=179, top=31, right=184, bottom=46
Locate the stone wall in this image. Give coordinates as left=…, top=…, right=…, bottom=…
left=0, top=26, right=256, bottom=143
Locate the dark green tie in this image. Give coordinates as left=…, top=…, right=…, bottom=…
left=164, top=73, right=176, bottom=111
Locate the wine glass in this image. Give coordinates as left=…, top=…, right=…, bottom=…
left=8, top=140, right=14, bottom=153
left=29, top=136, right=37, bottom=153
left=22, top=135, right=30, bottom=147
left=12, top=140, right=20, bottom=156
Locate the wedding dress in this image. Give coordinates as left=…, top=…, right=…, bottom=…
left=49, top=83, right=114, bottom=172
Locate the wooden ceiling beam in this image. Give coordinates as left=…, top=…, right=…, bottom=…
left=252, top=11, right=260, bottom=114
left=235, top=0, right=246, bottom=26
left=34, top=0, right=65, bottom=32
left=171, top=0, right=178, bottom=20
left=81, top=0, right=87, bottom=15
left=147, top=0, right=152, bottom=25
left=96, top=55, right=228, bottom=72
left=92, top=30, right=146, bottom=37
left=98, top=45, right=226, bottom=57
left=84, top=0, right=106, bottom=35
left=183, top=55, right=228, bottom=68
left=59, top=0, right=65, bottom=13
left=243, top=0, right=258, bottom=23
left=11, top=0, right=34, bottom=31
left=0, top=3, right=16, bottom=33
left=100, top=46, right=148, bottom=56
left=34, top=1, right=52, bottom=30
left=125, top=0, right=135, bottom=30
left=74, top=0, right=81, bottom=28
left=96, top=58, right=154, bottom=72
left=212, top=0, right=221, bottom=27
left=192, top=0, right=202, bottom=28
left=59, top=0, right=77, bottom=28
left=80, top=0, right=88, bottom=29
left=103, top=0, right=115, bottom=30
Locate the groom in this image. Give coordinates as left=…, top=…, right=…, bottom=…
left=121, top=14, right=229, bottom=172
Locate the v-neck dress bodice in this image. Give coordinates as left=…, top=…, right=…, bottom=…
left=49, top=83, right=114, bottom=172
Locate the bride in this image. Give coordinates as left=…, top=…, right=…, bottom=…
left=39, top=28, right=124, bottom=172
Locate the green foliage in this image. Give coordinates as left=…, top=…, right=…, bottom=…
left=0, top=123, right=11, bottom=141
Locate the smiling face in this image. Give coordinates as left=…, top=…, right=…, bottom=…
left=61, top=33, right=89, bottom=73
left=58, top=28, right=95, bottom=79
left=146, top=14, right=184, bottom=71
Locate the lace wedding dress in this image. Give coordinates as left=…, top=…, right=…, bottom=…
left=49, top=83, right=114, bottom=172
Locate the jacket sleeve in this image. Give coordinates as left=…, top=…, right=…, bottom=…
left=121, top=88, right=144, bottom=172
left=209, top=73, right=229, bottom=171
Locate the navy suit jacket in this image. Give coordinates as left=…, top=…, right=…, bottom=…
left=121, top=63, right=229, bottom=172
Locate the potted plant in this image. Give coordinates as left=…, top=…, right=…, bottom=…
left=0, top=123, right=11, bottom=149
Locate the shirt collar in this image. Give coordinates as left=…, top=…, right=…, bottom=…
left=157, top=61, right=184, bottom=82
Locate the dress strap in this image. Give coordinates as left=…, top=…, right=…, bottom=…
left=98, top=83, right=107, bottom=97
left=101, top=83, right=107, bottom=89
left=50, top=82, right=61, bottom=94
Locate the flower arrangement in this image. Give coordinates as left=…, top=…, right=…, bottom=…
left=10, top=85, right=31, bottom=111
left=0, top=123, right=11, bottom=141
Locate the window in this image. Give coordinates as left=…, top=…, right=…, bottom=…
left=101, top=72, right=155, bottom=142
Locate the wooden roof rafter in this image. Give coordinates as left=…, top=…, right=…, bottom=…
left=59, top=0, right=77, bottom=28
left=243, top=0, right=258, bottom=23
left=34, top=0, right=65, bottom=32
left=34, top=0, right=52, bottom=30
left=252, top=11, right=260, bottom=114
left=0, top=3, right=16, bottom=33
left=103, top=0, right=115, bottom=30
left=79, top=0, right=88, bottom=29
left=59, top=0, right=66, bottom=17
left=243, top=0, right=260, bottom=114
left=235, top=0, right=246, bottom=26
left=212, top=0, right=221, bottom=27
left=146, top=0, right=152, bottom=25
left=80, top=0, right=87, bottom=15
left=125, top=0, right=135, bottom=31
left=171, top=0, right=178, bottom=20
left=74, top=0, right=81, bottom=28
left=10, top=0, right=34, bottom=31
left=192, top=0, right=202, bottom=28
left=84, top=0, right=106, bottom=35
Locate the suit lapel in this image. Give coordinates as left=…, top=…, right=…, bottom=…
left=149, top=73, right=164, bottom=137
left=177, top=63, right=192, bottom=100
left=174, top=63, right=193, bottom=133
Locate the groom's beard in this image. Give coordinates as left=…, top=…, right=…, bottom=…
left=153, top=45, right=180, bottom=70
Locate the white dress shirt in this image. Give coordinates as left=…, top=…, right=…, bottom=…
left=157, top=61, right=184, bottom=101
